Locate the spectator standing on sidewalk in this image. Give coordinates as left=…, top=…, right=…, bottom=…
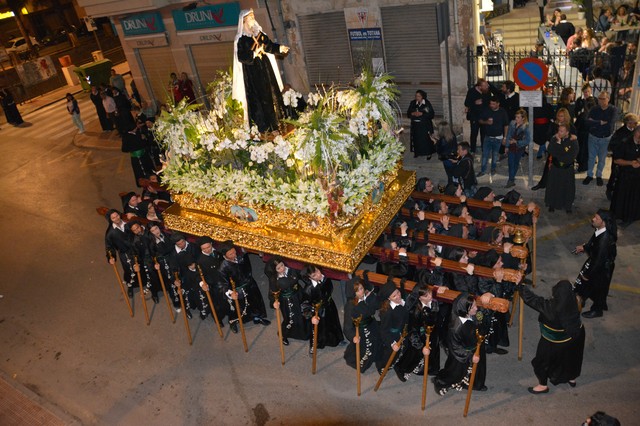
left=109, top=68, right=128, bottom=98
left=477, top=96, right=509, bottom=178
left=65, top=93, right=84, bottom=134
left=101, top=90, right=117, bottom=133
left=464, top=79, right=490, bottom=154
left=584, top=92, right=616, bottom=187
left=90, top=86, right=112, bottom=131
left=0, top=87, right=23, bottom=126
left=504, top=109, right=531, bottom=188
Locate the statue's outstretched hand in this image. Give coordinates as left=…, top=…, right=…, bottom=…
left=280, top=45, right=290, bottom=54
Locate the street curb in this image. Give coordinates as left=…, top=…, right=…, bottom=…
left=0, top=370, right=82, bottom=426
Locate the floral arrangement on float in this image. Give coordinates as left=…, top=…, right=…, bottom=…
left=154, top=69, right=408, bottom=243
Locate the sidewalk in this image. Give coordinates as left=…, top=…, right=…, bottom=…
left=1, top=62, right=131, bottom=126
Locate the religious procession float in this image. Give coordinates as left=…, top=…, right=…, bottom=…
left=155, top=70, right=414, bottom=272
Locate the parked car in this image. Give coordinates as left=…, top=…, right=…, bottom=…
left=40, top=28, right=71, bottom=46
left=5, top=36, right=40, bottom=54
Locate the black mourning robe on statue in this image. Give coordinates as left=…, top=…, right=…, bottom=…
left=237, top=33, right=285, bottom=132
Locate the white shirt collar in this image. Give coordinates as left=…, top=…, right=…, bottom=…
left=460, top=316, right=471, bottom=324
left=595, top=227, right=607, bottom=237
left=390, top=300, right=405, bottom=309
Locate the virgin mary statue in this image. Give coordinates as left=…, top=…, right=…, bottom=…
left=232, top=9, right=289, bottom=133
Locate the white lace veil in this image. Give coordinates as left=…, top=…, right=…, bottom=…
left=232, top=9, right=284, bottom=128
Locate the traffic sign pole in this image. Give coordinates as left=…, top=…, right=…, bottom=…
left=514, top=58, right=548, bottom=187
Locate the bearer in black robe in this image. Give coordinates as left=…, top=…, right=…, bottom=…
left=301, top=264, right=344, bottom=354
left=104, top=209, right=135, bottom=298
left=394, top=281, right=447, bottom=381
left=343, top=273, right=381, bottom=373
left=90, top=86, right=112, bottom=131
left=128, top=220, right=160, bottom=304
left=148, top=222, right=180, bottom=310
left=265, top=257, right=309, bottom=344
left=196, top=236, right=228, bottom=323
left=434, top=293, right=486, bottom=395
left=174, top=255, right=207, bottom=320
left=375, top=279, right=409, bottom=379
left=218, top=240, right=270, bottom=333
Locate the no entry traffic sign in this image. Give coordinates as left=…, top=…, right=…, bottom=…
left=513, top=58, right=548, bottom=91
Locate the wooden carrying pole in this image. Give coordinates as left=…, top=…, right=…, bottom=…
left=374, top=327, right=407, bottom=392
left=153, top=257, right=175, bottom=324
left=272, top=290, right=286, bottom=366
left=353, top=315, right=363, bottom=396
left=197, top=266, right=224, bottom=339
left=174, top=272, right=192, bottom=345
left=509, top=289, right=520, bottom=327
left=230, top=278, right=248, bottom=353
left=133, top=256, right=150, bottom=326
left=108, top=252, right=133, bottom=317
left=421, top=325, right=434, bottom=411
left=311, top=302, right=322, bottom=375
left=463, top=331, right=486, bottom=417
left=518, top=296, right=524, bottom=361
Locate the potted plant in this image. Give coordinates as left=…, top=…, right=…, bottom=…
left=574, top=0, right=586, bottom=19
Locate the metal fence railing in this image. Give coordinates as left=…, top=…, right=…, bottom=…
left=466, top=46, right=636, bottom=115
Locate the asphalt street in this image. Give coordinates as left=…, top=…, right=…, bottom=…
left=0, top=99, right=639, bottom=425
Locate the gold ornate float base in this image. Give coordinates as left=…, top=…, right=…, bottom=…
left=163, top=169, right=416, bottom=273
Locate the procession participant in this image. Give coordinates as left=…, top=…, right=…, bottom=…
left=407, top=89, right=435, bottom=158
left=433, top=293, right=487, bottom=395
left=374, top=279, right=409, bottom=378
left=139, top=200, right=162, bottom=222
left=121, top=191, right=143, bottom=218
left=196, top=236, right=228, bottom=322
left=574, top=210, right=617, bottom=318
left=545, top=123, right=579, bottom=213
left=520, top=280, right=585, bottom=393
left=232, top=9, right=289, bottom=133
left=129, top=220, right=160, bottom=304
left=301, top=264, right=344, bottom=354
left=218, top=240, right=270, bottom=333
left=610, top=127, right=640, bottom=226
left=606, top=113, right=637, bottom=200
left=532, top=107, right=577, bottom=191
left=121, top=124, right=155, bottom=188
left=394, top=281, right=447, bottom=381
left=476, top=251, right=512, bottom=355
left=343, top=273, right=380, bottom=373
left=170, top=232, right=199, bottom=278
left=174, top=254, right=207, bottom=320
left=265, top=257, right=309, bottom=344
left=148, top=221, right=180, bottom=310
left=104, top=209, right=135, bottom=298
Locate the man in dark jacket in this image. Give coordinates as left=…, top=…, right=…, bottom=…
left=554, top=14, right=575, bottom=45
left=574, top=210, right=617, bottom=318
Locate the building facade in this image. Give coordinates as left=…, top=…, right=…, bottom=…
left=77, top=0, right=479, bottom=127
